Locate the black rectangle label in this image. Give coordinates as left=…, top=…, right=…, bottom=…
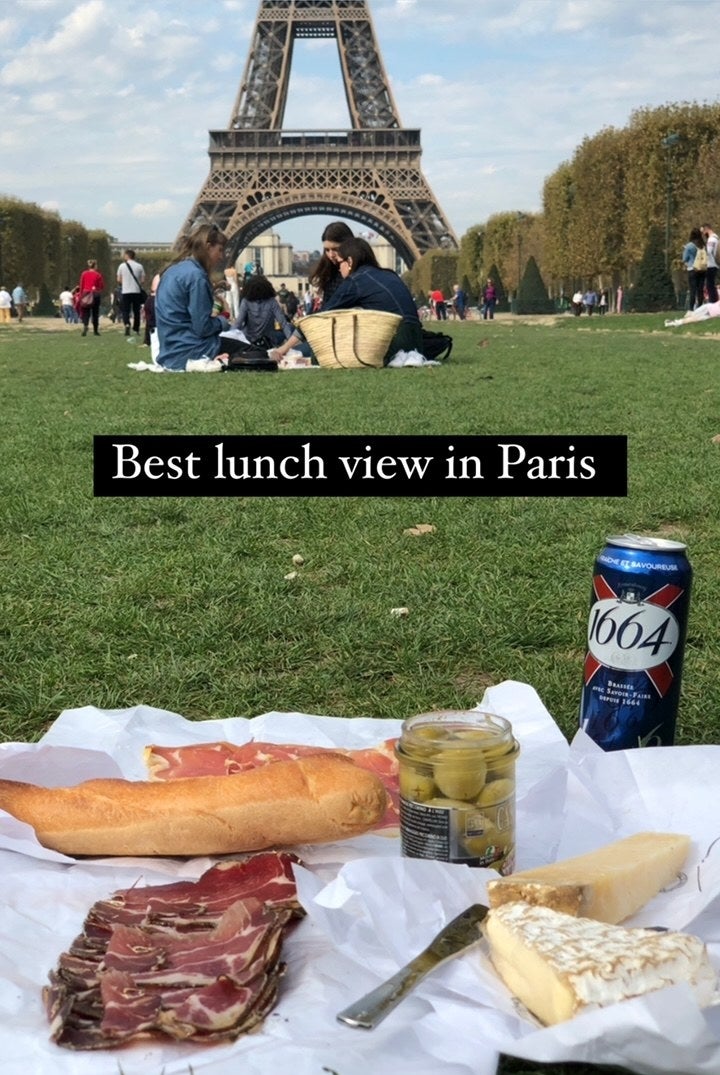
left=93, top=435, right=627, bottom=497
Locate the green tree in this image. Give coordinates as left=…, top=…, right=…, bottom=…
left=516, top=256, right=554, bottom=314
left=35, top=281, right=58, bottom=316
left=457, top=225, right=484, bottom=296
left=405, top=250, right=459, bottom=301
left=627, top=226, right=677, bottom=312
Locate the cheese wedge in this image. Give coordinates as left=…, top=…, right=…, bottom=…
left=487, top=832, right=690, bottom=923
left=485, top=901, right=717, bottom=1026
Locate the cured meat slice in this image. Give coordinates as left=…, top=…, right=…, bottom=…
left=103, top=899, right=289, bottom=985
left=82, top=852, right=300, bottom=945
left=145, top=739, right=400, bottom=830
left=45, top=852, right=301, bottom=1050
left=101, top=851, right=300, bottom=913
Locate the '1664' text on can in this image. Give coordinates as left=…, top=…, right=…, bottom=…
left=579, top=534, right=692, bottom=750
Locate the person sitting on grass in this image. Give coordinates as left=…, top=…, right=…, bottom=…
left=234, top=275, right=295, bottom=347
left=270, top=221, right=353, bottom=361
left=665, top=299, right=720, bottom=326
left=154, top=224, right=231, bottom=371
left=317, top=237, right=424, bottom=363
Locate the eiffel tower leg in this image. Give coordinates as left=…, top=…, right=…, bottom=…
left=180, top=1, right=457, bottom=266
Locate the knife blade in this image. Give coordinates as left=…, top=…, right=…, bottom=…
left=336, top=902, right=489, bottom=1030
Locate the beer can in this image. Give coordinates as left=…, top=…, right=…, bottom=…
left=396, top=710, right=519, bottom=874
left=579, top=534, right=692, bottom=750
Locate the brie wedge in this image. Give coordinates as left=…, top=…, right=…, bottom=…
left=487, top=832, right=690, bottom=923
left=485, top=901, right=717, bottom=1026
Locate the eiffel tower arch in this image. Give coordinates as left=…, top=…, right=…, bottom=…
left=180, top=0, right=457, bottom=267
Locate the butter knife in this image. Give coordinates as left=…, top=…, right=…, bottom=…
left=336, top=902, right=489, bottom=1030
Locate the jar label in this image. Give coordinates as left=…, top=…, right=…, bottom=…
left=399, top=795, right=515, bottom=873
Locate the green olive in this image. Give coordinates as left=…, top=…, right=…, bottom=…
left=433, top=756, right=487, bottom=800
left=399, top=765, right=436, bottom=802
left=477, top=778, right=514, bottom=807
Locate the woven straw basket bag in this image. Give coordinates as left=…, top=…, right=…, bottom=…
left=300, top=308, right=402, bottom=369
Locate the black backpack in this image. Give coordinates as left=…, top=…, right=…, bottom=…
left=222, top=338, right=278, bottom=372
left=421, top=328, right=453, bottom=362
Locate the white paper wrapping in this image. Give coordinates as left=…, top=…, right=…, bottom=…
left=0, top=680, right=719, bottom=1075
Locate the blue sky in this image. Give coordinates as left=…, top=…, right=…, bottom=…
left=0, top=0, right=715, bottom=252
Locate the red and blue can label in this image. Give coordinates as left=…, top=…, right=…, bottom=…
left=579, top=535, right=692, bottom=750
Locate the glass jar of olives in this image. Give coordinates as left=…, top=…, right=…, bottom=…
left=396, top=710, right=519, bottom=874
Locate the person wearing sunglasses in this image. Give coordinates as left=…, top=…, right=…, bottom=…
left=321, top=236, right=424, bottom=363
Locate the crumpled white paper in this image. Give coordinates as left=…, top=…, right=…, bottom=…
left=0, top=680, right=719, bottom=1075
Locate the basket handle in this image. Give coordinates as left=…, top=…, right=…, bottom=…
left=351, top=311, right=379, bottom=368
left=330, top=311, right=365, bottom=368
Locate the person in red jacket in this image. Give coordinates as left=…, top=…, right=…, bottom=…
left=430, top=287, right=447, bottom=320
left=77, top=259, right=105, bottom=336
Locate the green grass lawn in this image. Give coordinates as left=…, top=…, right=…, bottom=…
left=1, top=311, right=718, bottom=1075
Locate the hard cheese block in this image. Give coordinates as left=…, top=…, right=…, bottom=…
left=486, top=832, right=690, bottom=923
left=485, top=901, right=717, bottom=1026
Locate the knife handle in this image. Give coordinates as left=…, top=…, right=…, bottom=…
left=336, top=957, right=429, bottom=1029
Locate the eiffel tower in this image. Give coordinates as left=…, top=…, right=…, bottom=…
left=180, top=0, right=457, bottom=266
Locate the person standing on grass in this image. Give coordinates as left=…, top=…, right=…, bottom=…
left=683, top=228, right=706, bottom=311
left=482, top=278, right=497, bottom=320
left=430, top=287, right=447, bottom=320
left=60, top=287, right=78, bottom=323
left=583, top=288, right=597, bottom=316
left=0, top=286, right=12, bottom=323
left=452, top=283, right=467, bottom=320
left=77, top=259, right=104, bottom=336
left=12, top=283, right=28, bottom=322
left=117, top=248, right=146, bottom=337
left=702, top=224, right=718, bottom=302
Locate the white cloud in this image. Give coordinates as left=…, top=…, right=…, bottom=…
left=0, top=0, right=717, bottom=250
left=131, top=200, right=175, bottom=219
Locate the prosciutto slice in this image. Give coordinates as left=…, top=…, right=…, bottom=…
left=145, top=738, right=400, bottom=830
left=45, top=851, right=301, bottom=1050
left=81, top=852, right=299, bottom=945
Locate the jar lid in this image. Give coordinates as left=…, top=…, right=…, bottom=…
left=399, top=710, right=516, bottom=755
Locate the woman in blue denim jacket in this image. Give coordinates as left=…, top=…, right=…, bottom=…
left=155, top=225, right=231, bottom=370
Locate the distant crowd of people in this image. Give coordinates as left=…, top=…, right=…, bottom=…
left=11, top=219, right=716, bottom=350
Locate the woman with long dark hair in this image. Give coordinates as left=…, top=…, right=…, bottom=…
left=155, top=224, right=231, bottom=371
left=683, top=227, right=706, bottom=311
left=271, top=221, right=353, bottom=360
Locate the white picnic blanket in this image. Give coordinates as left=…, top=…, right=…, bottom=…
left=1, top=681, right=719, bottom=1075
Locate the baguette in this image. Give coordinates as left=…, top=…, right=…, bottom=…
left=0, top=754, right=387, bottom=857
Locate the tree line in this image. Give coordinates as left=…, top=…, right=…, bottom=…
left=408, top=101, right=720, bottom=309
left=0, top=197, right=114, bottom=311
left=3, top=100, right=720, bottom=314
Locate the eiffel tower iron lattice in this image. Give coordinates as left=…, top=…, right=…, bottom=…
left=180, top=0, right=457, bottom=266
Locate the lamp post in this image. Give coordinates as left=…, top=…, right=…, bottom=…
left=661, top=132, right=680, bottom=270
left=514, top=212, right=527, bottom=313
